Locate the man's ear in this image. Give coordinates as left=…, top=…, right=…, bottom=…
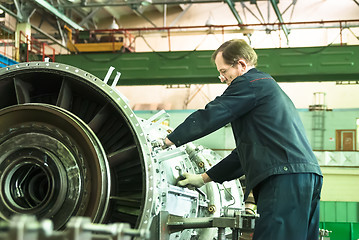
left=238, top=59, right=247, bottom=69
left=238, top=59, right=248, bottom=72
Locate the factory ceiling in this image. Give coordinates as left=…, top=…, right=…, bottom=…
left=1, top=0, right=359, bottom=49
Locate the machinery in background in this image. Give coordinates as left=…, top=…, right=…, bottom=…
left=0, top=215, right=149, bottom=240
left=319, top=229, right=332, bottom=240
left=64, top=26, right=135, bottom=53
left=0, top=212, right=255, bottom=240
left=0, top=62, right=252, bottom=239
left=151, top=209, right=256, bottom=240
left=0, top=51, right=17, bottom=67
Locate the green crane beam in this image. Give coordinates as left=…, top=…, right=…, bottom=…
left=54, top=45, right=359, bottom=85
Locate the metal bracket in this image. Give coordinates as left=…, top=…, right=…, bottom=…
left=150, top=210, right=258, bottom=240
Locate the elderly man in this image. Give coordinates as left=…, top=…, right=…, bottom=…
left=164, top=39, right=323, bottom=240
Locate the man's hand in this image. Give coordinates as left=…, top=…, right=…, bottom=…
left=177, top=172, right=205, bottom=188
left=162, top=137, right=174, bottom=149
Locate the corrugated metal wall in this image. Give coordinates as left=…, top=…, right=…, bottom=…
left=320, top=222, right=359, bottom=240
left=321, top=201, right=359, bottom=222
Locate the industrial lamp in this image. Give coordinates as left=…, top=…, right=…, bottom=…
left=141, top=0, right=152, bottom=6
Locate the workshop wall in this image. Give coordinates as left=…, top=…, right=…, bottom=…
left=117, top=81, right=359, bottom=112
left=299, top=109, right=359, bottom=151
left=135, top=108, right=359, bottom=152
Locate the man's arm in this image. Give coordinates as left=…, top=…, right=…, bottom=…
left=166, top=78, right=256, bottom=148
left=167, top=100, right=234, bottom=147
left=206, top=149, right=244, bottom=183
left=176, top=150, right=243, bottom=189
left=201, top=172, right=212, bottom=183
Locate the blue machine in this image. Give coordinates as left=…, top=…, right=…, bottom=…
left=0, top=54, right=17, bottom=67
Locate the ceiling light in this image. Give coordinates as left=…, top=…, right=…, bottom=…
left=141, top=0, right=152, bottom=6
left=110, top=18, right=119, bottom=29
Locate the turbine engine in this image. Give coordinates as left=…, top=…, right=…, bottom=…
left=0, top=62, right=244, bottom=239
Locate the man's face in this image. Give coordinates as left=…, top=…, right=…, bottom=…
left=215, top=52, right=246, bottom=86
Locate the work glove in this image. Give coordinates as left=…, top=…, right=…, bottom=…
left=245, top=191, right=257, bottom=215
left=177, top=172, right=205, bottom=189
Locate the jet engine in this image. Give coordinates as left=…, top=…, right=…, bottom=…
left=0, top=62, right=245, bottom=239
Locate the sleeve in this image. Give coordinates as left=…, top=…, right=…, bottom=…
left=167, top=99, right=235, bottom=147
left=167, top=79, right=256, bottom=147
left=206, top=149, right=244, bottom=183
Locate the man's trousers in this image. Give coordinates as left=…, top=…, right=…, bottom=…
left=252, top=173, right=323, bottom=240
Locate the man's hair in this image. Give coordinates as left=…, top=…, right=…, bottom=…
left=212, top=39, right=257, bottom=67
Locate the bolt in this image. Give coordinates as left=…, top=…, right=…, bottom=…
left=208, top=205, right=216, bottom=213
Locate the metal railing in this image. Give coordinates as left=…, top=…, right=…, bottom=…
left=19, top=31, right=56, bottom=62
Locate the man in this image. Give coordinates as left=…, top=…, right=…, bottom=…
left=164, top=39, right=323, bottom=240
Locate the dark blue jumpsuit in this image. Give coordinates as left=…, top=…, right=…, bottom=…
left=167, top=68, right=323, bottom=240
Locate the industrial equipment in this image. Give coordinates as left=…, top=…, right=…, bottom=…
left=151, top=209, right=256, bottom=240
left=0, top=62, right=248, bottom=239
left=64, top=26, right=134, bottom=53
left=0, top=214, right=149, bottom=240
left=319, top=229, right=331, bottom=240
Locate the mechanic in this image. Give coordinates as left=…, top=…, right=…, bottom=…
left=164, top=39, right=323, bottom=240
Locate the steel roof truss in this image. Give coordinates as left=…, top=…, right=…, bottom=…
left=269, top=0, right=289, bottom=44
left=225, top=0, right=243, bottom=25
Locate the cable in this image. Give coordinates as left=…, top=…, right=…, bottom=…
left=136, top=33, right=211, bottom=60
left=220, top=184, right=236, bottom=207
left=78, top=51, right=123, bottom=62
left=348, top=27, right=359, bottom=40
left=289, top=31, right=342, bottom=55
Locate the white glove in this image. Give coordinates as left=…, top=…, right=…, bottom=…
left=177, top=172, right=205, bottom=189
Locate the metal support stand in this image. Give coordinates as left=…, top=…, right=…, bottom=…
left=231, top=228, right=239, bottom=240
left=218, top=227, right=225, bottom=240
left=0, top=215, right=149, bottom=240
left=150, top=210, right=258, bottom=240
left=319, top=229, right=332, bottom=240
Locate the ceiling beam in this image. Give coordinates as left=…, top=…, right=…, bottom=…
left=58, top=0, right=95, bottom=28
left=0, top=4, right=68, bottom=50
left=240, top=1, right=262, bottom=23
left=154, top=4, right=165, bottom=13
left=31, top=0, right=84, bottom=30
left=13, top=0, right=24, bottom=20
left=133, top=8, right=158, bottom=27
left=0, top=4, right=19, bottom=20
left=79, top=7, right=101, bottom=26
left=225, top=0, right=243, bottom=25
left=169, top=4, right=192, bottom=27
left=57, top=0, right=222, bottom=8
left=269, top=0, right=289, bottom=43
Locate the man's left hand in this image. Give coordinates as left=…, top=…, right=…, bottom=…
left=177, top=173, right=205, bottom=188
left=162, top=137, right=174, bottom=149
